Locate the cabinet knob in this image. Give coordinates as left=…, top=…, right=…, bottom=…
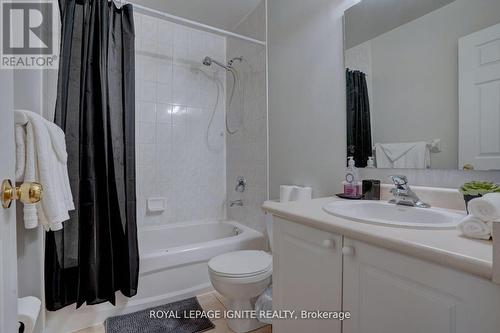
left=342, top=246, right=355, bottom=256
left=322, top=239, right=335, bottom=248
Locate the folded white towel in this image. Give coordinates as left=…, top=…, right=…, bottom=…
left=468, top=193, right=500, bottom=222
left=457, top=215, right=492, bottom=240
left=15, top=110, right=74, bottom=231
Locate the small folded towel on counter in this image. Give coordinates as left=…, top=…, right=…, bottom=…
left=14, top=110, right=74, bottom=231
left=468, top=193, right=500, bottom=222
left=375, top=142, right=430, bottom=169
left=457, top=215, right=492, bottom=240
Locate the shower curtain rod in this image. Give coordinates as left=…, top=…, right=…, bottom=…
left=115, top=0, right=267, bottom=46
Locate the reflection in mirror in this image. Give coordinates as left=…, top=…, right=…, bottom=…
left=344, top=0, right=500, bottom=171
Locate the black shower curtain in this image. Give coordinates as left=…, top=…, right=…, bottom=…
left=45, top=0, right=138, bottom=310
left=346, top=69, right=372, bottom=167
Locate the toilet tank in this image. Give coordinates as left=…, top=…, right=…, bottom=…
left=265, top=213, right=273, bottom=253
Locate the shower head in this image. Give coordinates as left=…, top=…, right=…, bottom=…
left=202, top=56, right=230, bottom=70
left=202, top=56, right=212, bottom=66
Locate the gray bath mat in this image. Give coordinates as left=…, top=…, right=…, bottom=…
left=105, top=297, right=215, bottom=333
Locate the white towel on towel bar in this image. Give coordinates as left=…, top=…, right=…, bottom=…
left=15, top=125, right=26, bottom=181
left=375, top=142, right=430, bottom=169
left=14, top=110, right=74, bottom=231
left=15, top=122, right=38, bottom=228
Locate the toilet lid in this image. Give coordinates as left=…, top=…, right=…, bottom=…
left=208, top=250, right=272, bottom=278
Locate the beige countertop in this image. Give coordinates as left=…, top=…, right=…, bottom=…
left=263, top=197, right=493, bottom=280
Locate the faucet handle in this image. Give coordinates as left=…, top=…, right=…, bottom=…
left=235, top=176, right=247, bottom=193
left=390, top=175, right=408, bottom=186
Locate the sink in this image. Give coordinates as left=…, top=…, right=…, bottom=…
left=323, top=201, right=465, bottom=229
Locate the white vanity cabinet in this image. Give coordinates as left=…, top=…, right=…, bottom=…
left=273, top=216, right=500, bottom=333
left=342, top=237, right=500, bottom=333
left=272, top=217, right=343, bottom=333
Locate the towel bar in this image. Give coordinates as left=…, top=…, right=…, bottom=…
left=372, top=139, right=441, bottom=153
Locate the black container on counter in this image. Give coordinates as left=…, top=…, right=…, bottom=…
left=362, top=179, right=381, bottom=200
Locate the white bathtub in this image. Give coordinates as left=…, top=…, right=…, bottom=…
left=47, top=220, right=265, bottom=333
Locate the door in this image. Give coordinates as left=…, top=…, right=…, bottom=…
left=459, top=23, right=500, bottom=170
left=342, top=238, right=500, bottom=333
left=272, top=217, right=343, bottom=333
left=0, top=69, right=18, bottom=333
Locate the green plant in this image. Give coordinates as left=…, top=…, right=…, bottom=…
left=459, top=181, right=500, bottom=196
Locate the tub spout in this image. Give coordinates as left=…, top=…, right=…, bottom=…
left=230, top=199, right=243, bottom=207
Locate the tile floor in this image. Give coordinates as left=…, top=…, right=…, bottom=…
left=74, top=292, right=272, bottom=333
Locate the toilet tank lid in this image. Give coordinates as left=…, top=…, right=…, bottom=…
left=208, top=250, right=272, bottom=277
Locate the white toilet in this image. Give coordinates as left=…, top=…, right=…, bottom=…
left=208, top=216, right=274, bottom=333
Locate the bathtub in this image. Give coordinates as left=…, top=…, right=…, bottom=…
left=46, top=220, right=265, bottom=333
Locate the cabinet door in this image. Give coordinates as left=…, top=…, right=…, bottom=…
left=343, top=238, right=500, bottom=333
left=272, top=217, right=343, bottom=333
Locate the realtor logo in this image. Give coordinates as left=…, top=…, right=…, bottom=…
left=1, top=0, right=59, bottom=68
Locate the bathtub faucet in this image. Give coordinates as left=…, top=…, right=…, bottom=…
left=230, top=199, right=243, bottom=207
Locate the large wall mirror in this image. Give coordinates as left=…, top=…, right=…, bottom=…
left=344, top=0, right=500, bottom=171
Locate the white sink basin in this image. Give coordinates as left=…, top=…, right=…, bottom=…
left=323, top=201, right=465, bottom=229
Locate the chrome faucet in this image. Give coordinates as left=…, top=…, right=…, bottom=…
left=230, top=199, right=243, bottom=207
left=389, top=175, right=430, bottom=208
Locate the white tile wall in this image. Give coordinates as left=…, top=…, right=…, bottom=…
left=226, top=39, right=268, bottom=234
left=134, top=12, right=227, bottom=226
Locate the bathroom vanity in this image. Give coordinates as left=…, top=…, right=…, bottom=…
left=263, top=197, right=500, bottom=333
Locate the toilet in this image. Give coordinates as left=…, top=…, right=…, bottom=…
left=208, top=216, right=274, bottom=333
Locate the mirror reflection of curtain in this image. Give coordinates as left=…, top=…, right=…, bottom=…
left=346, top=69, right=372, bottom=167
left=45, top=0, right=138, bottom=311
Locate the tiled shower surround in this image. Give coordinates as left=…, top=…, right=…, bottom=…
left=226, top=39, right=268, bottom=234
left=226, top=1, right=268, bottom=234
left=134, top=12, right=227, bottom=225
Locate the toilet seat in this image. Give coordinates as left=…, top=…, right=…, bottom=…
left=208, top=250, right=272, bottom=283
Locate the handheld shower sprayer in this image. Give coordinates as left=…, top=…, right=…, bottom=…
left=201, top=55, right=245, bottom=135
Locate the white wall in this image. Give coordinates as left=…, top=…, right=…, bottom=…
left=134, top=12, right=227, bottom=226
left=133, top=0, right=261, bottom=33
left=268, top=0, right=358, bottom=199
left=344, top=0, right=454, bottom=49
left=232, top=0, right=266, bottom=42
left=347, top=0, right=500, bottom=169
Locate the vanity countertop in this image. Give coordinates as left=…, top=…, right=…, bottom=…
left=263, top=197, right=493, bottom=280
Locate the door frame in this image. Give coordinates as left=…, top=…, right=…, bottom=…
left=0, top=68, right=19, bottom=333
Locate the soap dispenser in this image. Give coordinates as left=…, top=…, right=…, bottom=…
left=367, top=156, right=375, bottom=168
left=344, top=157, right=360, bottom=197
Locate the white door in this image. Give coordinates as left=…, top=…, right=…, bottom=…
left=272, top=217, right=343, bottom=333
left=0, top=69, right=18, bottom=333
left=459, top=23, right=500, bottom=170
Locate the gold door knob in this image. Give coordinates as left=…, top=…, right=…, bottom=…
left=1, top=179, right=43, bottom=209
left=463, top=164, right=474, bottom=171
